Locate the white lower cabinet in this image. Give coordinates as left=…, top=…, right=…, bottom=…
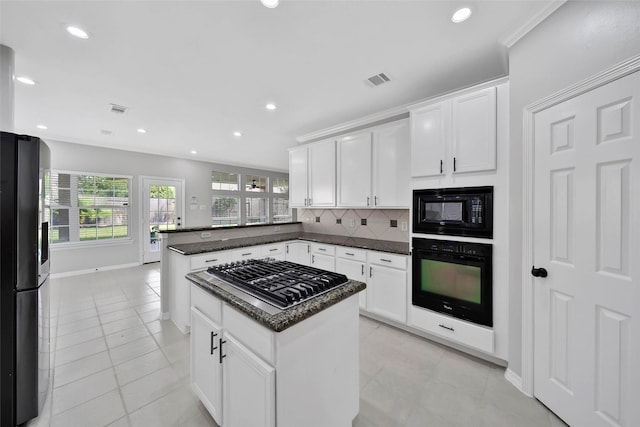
left=222, top=333, right=275, bottom=427
left=366, top=252, right=408, bottom=323
left=190, top=283, right=359, bottom=427
left=335, top=247, right=367, bottom=310
left=190, top=307, right=223, bottom=424
left=284, top=241, right=310, bottom=265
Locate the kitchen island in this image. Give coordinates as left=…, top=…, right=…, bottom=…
left=186, top=266, right=365, bottom=427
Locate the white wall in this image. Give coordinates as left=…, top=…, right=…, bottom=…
left=46, top=139, right=288, bottom=274
left=507, top=1, right=640, bottom=376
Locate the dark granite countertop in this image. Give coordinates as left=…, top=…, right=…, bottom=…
left=159, top=222, right=301, bottom=234
left=186, top=271, right=366, bottom=332
left=168, top=232, right=410, bottom=256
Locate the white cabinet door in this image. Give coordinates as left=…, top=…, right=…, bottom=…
left=310, top=252, right=335, bottom=272
left=451, top=87, right=496, bottom=174
left=289, top=146, right=308, bottom=207
left=308, top=140, right=336, bottom=207
left=335, top=258, right=367, bottom=309
left=337, top=131, right=372, bottom=207
left=372, top=121, right=410, bottom=207
left=285, top=242, right=310, bottom=266
left=222, top=333, right=276, bottom=427
left=410, top=102, right=448, bottom=177
left=367, top=265, right=407, bottom=323
left=190, top=307, right=223, bottom=426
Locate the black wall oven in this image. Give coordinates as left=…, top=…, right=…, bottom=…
left=413, top=186, right=493, bottom=238
left=412, top=238, right=492, bottom=327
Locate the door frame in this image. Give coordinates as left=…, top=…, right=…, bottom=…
left=519, top=54, right=640, bottom=396
left=139, top=176, right=186, bottom=264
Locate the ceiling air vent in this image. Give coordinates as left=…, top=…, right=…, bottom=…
left=109, top=103, right=128, bottom=114
left=100, top=129, right=113, bottom=136
left=367, top=73, right=391, bottom=87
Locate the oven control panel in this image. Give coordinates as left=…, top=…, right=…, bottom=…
left=414, top=238, right=492, bottom=257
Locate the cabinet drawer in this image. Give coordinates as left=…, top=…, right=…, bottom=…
left=335, top=247, right=366, bottom=262
left=409, top=306, right=494, bottom=354
left=367, top=251, right=407, bottom=270
left=260, top=243, right=285, bottom=258
left=190, top=252, right=230, bottom=271
left=310, top=243, right=335, bottom=256
left=230, top=248, right=260, bottom=261
left=223, top=303, right=275, bottom=365
left=190, top=284, right=222, bottom=324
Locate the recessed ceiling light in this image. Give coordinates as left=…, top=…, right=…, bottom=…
left=260, top=0, right=279, bottom=8
left=16, top=76, right=36, bottom=85
left=190, top=150, right=197, bottom=155
left=66, top=26, right=89, bottom=39
left=137, top=128, right=147, bottom=134
left=265, top=103, right=277, bottom=110
left=452, top=7, right=472, bottom=23
left=233, top=131, right=242, bottom=137
left=36, top=124, right=48, bottom=130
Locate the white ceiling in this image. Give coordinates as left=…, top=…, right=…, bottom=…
left=1, top=0, right=555, bottom=172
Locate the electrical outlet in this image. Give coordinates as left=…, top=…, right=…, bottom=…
left=400, top=221, right=408, bottom=231
left=201, top=231, right=212, bottom=238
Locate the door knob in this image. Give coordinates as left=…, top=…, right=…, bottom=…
left=531, top=266, right=548, bottom=278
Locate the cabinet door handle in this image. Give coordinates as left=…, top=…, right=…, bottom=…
left=440, top=159, right=443, bottom=174
left=205, top=259, right=218, bottom=263
left=286, top=245, right=289, bottom=254
left=366, top=196, right=370, bottom=206
left=369, top=266, right=373, bottom=278
left=361, top=264, right=364, bottom=275
left=210, top=332, right=218, bottom=355
left=374, top=196, right=378, bottom=206
left=307, top=245, right=310, bottom=253
left=219, top=339, right=227, bottom=364
left=453, top=157, right=457, bottom=172
left=309, top=198, right=312, bottom=205
left=312, top=255, right=315, bottom=263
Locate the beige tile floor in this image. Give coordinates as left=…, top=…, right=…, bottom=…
left=26, top=264, right=567, bottom=427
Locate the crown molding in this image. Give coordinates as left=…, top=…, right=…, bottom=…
left=500, top=0, right=567, bottom=48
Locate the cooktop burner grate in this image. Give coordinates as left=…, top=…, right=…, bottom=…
left=206, top=259, right=348, bottom=309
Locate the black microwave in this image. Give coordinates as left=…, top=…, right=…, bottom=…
left=413, top=186, right=493, bottom=238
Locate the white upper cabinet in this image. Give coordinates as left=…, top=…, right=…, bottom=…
left=372, top=120, right=411, bottom=207
left=451, top=87, right=497, bottom=174
left=289, top=140, right=336, bottom=208
left=337, top=131, right=372, bottom=207
left=410, top=85, right=497, bottom=177
left=336, top=120, right=410, bottom=208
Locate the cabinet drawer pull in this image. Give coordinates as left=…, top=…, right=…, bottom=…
left=219, top=339, right=227, bottom=364
left=210, top=332, right=218, bottom=355
left=318, top=248, right=326, bottom=252
left=269, top=248, right=279, bottom=252
left=380, top=258, right=392, bottom=263
left=205, top=259, right=218, bottom=263
left=345, top=252, right=355, bottom=256
left=241, top=252, right=252, bottom=256
left=439, top=324, right=455, bottom=332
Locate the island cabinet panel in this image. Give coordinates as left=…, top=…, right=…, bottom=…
left=190, top=283, right=360, bottom=427
left=285, top=241, right=310, bottom=266
left=222, top=333, right=276, bottom=427
left=190, top=307, right=223, bottom=425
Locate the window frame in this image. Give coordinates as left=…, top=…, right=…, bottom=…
left=48, top=170, right=133, bottom=249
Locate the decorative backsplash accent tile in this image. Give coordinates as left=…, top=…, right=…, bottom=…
left=296, top=209, right=409, bottom=243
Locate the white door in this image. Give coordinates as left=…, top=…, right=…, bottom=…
left=337, top=131, right=372, bottom=207
left=222, top=333, right=275, bottom=427
left=533, top=71, right=639, bottom=427
left=190, top=307, right=223, bottom=425
left=142, top=177, right=183, bottom=264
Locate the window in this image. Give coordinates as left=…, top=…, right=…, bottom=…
left=212, top=171, right=239, bottom=191
left=211, top=170, right=289, bottom=226
left=47, top=172, right=131, bottom=244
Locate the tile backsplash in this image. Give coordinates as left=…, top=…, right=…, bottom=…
left=296, top=209, right=409, bottom=243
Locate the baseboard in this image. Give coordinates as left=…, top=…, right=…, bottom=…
left=504, top=368, right=532, bottom=397
left=50, top=262, right=142, bottom=279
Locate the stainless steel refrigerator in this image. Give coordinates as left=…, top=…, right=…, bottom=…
left=1, top=131, right=51, bottom=426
